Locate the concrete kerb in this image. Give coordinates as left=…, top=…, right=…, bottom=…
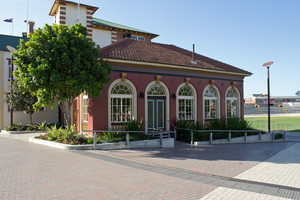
left=29, top=136, right=174, bottom=150
left=1, top=130, right=44, bottom=135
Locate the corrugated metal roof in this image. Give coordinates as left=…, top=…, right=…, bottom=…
left=0, top=34, right=28, bottom=52
left=92, top=18, right=158, bottom=37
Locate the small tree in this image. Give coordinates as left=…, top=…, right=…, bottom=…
left=5, top=82, right=40, bottom=124
left=13, top=23, right=112, bottom=129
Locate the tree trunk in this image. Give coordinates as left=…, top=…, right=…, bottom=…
left=29, top=113, right=33, bottom=125
left=59, top=99, right=74, bottom=130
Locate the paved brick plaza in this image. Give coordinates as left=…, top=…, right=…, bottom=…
left=0, top=134, right=300, bottom=199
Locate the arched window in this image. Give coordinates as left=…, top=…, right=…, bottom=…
left=226, top=87, right=240, bottom=118
left=177, top=85, right=195, bottom=120
left=110, top=82, right=133, bottom=123
left=203, top=86, right=219, bottom=120
left=147, top=84, right=166, bottom=96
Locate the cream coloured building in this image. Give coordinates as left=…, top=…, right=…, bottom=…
left=0, top=34, right=59, bottom=130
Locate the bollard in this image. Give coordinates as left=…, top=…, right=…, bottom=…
left=126, top=133, right=129, bottom=146
left=244, top=132, right=247, bottom=143
left=272, top=131, right=274, bottom=141
left=228, top=132, right=231, bottom=143
left=209, top=132, right=213, bottom=145
left=283, top=131, right=286, bottom=141
left=190, top=131, right=194, bottom=144
left=93, top=132, right=97, bottom=149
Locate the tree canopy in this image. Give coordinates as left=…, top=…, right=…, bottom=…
left=5, top=82, right=41, bottom=125
left=14, top=23, right=112, bottom=128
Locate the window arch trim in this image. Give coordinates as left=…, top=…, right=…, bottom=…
left=176, top=83, right=197, bottom=121
left=108, top=79, right=137, bottom=129
left=225, top=87, right=241, bottom=119
left=203, top=85, right=220, bottom=122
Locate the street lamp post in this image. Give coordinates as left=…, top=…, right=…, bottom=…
left=262, top=61, right=274, bottom=133
left=6, top=45, right=17, bottom=126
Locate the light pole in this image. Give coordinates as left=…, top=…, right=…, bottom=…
left=6, top=45, right=17, bottom=126
left=262, top=61, right=274, bottom=133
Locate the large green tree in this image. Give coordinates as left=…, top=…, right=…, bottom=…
left=5, top=82, right=41, bottom=125
left=14, top=23, right=111, bottom=129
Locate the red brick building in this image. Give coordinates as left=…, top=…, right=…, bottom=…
left=81, top=39, right=251, bottom=131
left=49, top=0, right=251, bottom=131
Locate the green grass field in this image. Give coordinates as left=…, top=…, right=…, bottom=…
left=245, top=116, right=300, bottom=131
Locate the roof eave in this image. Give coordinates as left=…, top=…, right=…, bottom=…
left=103, top=58, right=252, bottom=77
left=49, top=0, right=98, bottom=16
left=93, top=23, right=159, bottom=39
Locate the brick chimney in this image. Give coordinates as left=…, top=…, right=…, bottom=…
left=27, top=21, right=35, bottom=35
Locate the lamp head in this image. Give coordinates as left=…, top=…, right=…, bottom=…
left=262, top=61, right=274, bottom=67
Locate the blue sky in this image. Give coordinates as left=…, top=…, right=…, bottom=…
left=1, top=0, right=299, bottom=98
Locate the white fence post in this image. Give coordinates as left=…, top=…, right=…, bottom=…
left=209, top=132, right=213, bottom=145
left=93, top=132, right=97, bottom=149
left=259, top=132, right=262, bottom=141
left=160, top=132, right=163, bottom=147
left=126, top=133, right=129, bottom=146
left=190, top=131, right=194, bottom=144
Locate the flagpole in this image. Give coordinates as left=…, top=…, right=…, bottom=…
left=77, top=0, right=80, bottom=22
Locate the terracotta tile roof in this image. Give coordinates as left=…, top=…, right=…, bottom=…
left=100, top=38, right=252, bottom=75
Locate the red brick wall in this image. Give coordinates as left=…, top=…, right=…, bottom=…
left=88, top=71, right=244, bottom=130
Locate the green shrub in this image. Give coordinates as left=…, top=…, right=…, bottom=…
left=206, top=118, right=226, bottom=130
left=176, top=120, right=205, bottom=142
left=176, top=117, right=259, bottom=142
left=124, top=119, right=144, bottom=131
left=274, top=133, right=283, bottom=139
left=101, top=131, right=124, bottom=143
left=176, top=120, right=194, bottom=142
left=5, top=122, right=57, bottom=131
left=226, top=117, right=252, bottom=130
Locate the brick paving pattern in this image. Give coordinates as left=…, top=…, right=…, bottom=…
left=93, top=142, right=294, bottom=177
left=0, top=137, right=215, bottom=200
left=1, top=133, right=300, bottom=199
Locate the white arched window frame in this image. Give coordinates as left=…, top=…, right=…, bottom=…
left=145, top=81, right=170, bottom=131
left=203, top=85, right=220, bottom=122
left=108, top=79, right=137, bottom=129
left=225, top=87, right=240, bottom=118
left=82, top=93, right=89, bottom=123
left=176, top=83, right=197, bottom=121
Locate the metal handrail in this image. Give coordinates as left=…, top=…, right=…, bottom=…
left=174, top=128, right=286, bottom=145
left=81, top=130, right=176, bottom=149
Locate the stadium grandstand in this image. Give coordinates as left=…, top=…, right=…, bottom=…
left=244, top=92, right=300, bottom=115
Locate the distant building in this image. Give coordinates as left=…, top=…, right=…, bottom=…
left=0, top=34, right=58, bottom=130
left=245, top=94, right=300, bottom=105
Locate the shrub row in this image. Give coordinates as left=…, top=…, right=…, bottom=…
left=176, top=117, right=256, bottom=142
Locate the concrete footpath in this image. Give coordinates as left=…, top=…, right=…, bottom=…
left=1, top=132, right=300, bottom=199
